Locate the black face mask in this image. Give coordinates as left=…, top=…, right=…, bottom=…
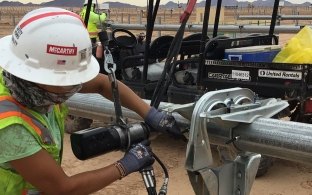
left=3, top=71, right=82, bottom=113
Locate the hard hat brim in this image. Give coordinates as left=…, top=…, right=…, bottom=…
left=0, top=35, right=100, bottom=86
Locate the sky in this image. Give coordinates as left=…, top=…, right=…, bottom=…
left=6, top=0, right=312, bottom=6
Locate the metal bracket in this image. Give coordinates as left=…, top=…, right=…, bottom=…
left=185, top=88, right=288, bottom=195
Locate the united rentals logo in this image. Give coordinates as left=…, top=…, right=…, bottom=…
left=47, top=44, right=77, bottom=56
left=258, top=69, right=302, bottom=80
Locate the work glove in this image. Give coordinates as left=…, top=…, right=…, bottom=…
left=144, top=107, right=183, bottom=137
left=118, top=140, right=155, bottom=176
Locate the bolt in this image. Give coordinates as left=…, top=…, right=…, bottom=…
left=237, top=171, right=242, bottom=179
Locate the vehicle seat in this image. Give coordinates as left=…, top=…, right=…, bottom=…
left=179, top=33, right=208, bottom=60
left=122, top=35, right=174, bottom=81
left=173, top=33, right=209, bottom=85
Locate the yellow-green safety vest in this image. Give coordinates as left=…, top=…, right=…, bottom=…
left=0, top=73, right=68, bottom=195
left=80, top=5, right=107, bottom=39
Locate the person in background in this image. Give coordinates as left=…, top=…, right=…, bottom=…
left=0, top=7, right=182, bottom=194
left=134, top=32, right=146, bottom=55
left=80, top=0, right=107, bottom=46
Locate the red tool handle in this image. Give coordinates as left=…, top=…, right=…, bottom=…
left=180, top=0, right=197, bottom=23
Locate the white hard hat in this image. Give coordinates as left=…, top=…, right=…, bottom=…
left=0, top=7, right=99, bottom=86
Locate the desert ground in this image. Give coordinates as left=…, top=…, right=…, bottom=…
left=1, top=5, right=312, bottom=195
left=62, top=131, right=312, bottom=195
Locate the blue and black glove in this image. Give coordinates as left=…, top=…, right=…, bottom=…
left=144, top=107, right=183, bottom=137
left=118, top=141, right=155, bottom=176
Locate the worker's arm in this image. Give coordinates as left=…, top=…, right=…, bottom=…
left=79, top=73, right=151, bottom=119
left=10, top=149, right=121, bottom=195
left=10, top=137, right=154, bottom=194
left=89, top=11, right=106, bottom=24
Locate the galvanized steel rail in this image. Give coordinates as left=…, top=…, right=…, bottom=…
left=238, top=15, right=312, bottom=20
left=108, top=23, right=309, bottom=34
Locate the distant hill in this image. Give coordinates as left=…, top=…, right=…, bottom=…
left=0, top=0, right=137, bottom=7
left=41, top=0, right=84, bottom=7
left=182, top=0, right=311, bottom=8
left=0, top=0, right=310, bottom=7
left=41, top=0, right=136, bottom=8
left=105, top=2, right=137, bottom=8
left=0, top=0, right=25, bottom=6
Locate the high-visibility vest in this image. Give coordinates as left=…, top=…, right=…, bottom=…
left=80, top=5, right=107, bottom=39
left=0, top=73, right=68, bottom=194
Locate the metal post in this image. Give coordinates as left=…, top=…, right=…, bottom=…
left=137, top=10, right=142, bottom=24
left=157, top=17, right=161, bottom=37
left=12, top=15, right=15, bottom=27
left=109, top=23, right=307, bottom=34
left=163, top=9, right=166, bottom=22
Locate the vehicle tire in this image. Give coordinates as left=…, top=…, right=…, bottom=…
left=256, top=155, right=274, bottom=177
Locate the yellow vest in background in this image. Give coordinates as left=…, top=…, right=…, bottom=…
left=80, top=5, right=107, bottom=39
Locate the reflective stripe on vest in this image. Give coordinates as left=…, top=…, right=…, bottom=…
left=22, top=189, right=40, bottom=195
left=0, top=72, right=66, bottom=194
left=89, top=31, right=98, bottom=36
left=0, top=95, right=54, bottom=144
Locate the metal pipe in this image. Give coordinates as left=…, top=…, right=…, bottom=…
left=207, top=118, right=312, bottom=164
left=109, top=23, right=308, bottom=34
left=269, top=0, right=279, bottom=36
left=238, top=15, right=312, bottom=20
left=66, top=93, right=190, bottom=126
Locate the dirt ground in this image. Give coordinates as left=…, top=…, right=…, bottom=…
left=62, top=129, right=312, bottom=195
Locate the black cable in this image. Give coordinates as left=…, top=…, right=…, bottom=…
left=151, top=22, right=187, bottom=108
left=153, top=152, right=169, bottom=195
left=153, top=152, right=169, bottom=179
left=270, top=0, right=280, bottom=36
left=141, top=147, right=170, bottom=195
left=141, top=166, right=157, bottom=195
left=143, top=0, right=161, bottom=82
left=84, top=0, right=93, bottom=27
left=197, top=0, right=211, bottom=86
left=142, top=0, right=155, bottom=82
left=152, top=0, right=160, bottom=24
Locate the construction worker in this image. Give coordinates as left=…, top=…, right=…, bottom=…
left=80, top=0, right=107, bottom=45
left=0, top=7, right=182, bottom=194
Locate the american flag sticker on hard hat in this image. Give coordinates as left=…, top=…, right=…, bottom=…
left=57, top=60, right=66, bottom=65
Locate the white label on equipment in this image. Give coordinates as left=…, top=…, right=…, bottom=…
left=232, top=70, right=250, bottom=80
left=258, top=69, right=302, bottom=80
